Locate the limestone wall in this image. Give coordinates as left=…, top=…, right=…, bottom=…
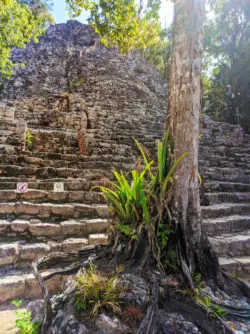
left=0, top=106, right=26, bottom=153
left=0, top=21, right=167, bottom=158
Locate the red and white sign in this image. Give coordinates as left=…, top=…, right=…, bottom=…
left=17, top=183, right=28, bottom=193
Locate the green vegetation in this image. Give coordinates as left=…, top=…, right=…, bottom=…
left=93, top=130, right=188, bottom=271
left=12, top=300, right=41, bottom=334
left=75, top=266, right=123, bottom=319
left=66, top=0, right=170, bottom=79
left=0, top=0, right=53, bottom=83
left=203, top=0, right=250, bottom=132
left=177, top=274, right=227, bottom=319
left=25, top=130, right=33, bottom=148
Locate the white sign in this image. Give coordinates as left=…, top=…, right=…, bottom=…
left=54, top=182, right=64, bottom=192
left=17, top=183, right=28, bottom=193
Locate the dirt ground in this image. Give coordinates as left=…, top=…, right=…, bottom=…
left=0, top=303, right=28, bottom=334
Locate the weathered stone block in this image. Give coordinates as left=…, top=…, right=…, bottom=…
left=0, top=243, right=18, bottom=266
left=11, top=219, right=30, bottom=232
left=60, top=220, right=83, bottom=236
left=88, top=233, right=109, bottom=245
left=0, top=203, right=15, bottom=214
left=62, top=238, right=88, bottom=252
left=20, top=243, right=50, bottom=260
left=29, top=223, right=61, bottom=237
left=47, top=192, right=68, bottom=202
left=21, top=190, right=47, bottom=201
left=51, top=204, right=74, bottom=217
left=83, top=219, right=109, bottom=234
left=0, top=276, right=25, bottom=303
left=0, top=191, right=16, bottom=201
left=0, top=220, right=10, bottom=233
left=16, top=202, right=40, bottom=215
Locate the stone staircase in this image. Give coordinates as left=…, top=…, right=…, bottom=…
left=1, top=110, right=250, bottom=303
left=0, top=118, right=118, bottom=303
left=200, top=117, right=250, bottom=279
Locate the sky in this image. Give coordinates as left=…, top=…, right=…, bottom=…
left=52, top=0, right=174, bottom=27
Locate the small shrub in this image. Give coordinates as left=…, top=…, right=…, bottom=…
left=212, top=305, right=227, bottom=318
left=12, top=300, right=41, bottom=334
left=25, top=131, right=33, bottom=148
left=75, top=267, right=123, bottom=320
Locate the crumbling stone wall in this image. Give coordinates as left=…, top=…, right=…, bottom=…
left=0, top=21, right=167, bottom=158
left=0, top=106, right=26, bottom=153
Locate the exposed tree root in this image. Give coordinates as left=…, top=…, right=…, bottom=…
left=162, top=294, right=235, bottom=334
left=32, top=242, right=250, bottom=334
left=32, top=246, right=106, bottom=333
left=136, top=274, right=160, bottom=334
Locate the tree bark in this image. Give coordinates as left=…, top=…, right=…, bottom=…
left=166, top=0, right=224, bottom=288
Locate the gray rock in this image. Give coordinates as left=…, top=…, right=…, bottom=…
left=49, top=312, right=89, bottom=334
left=27, top=299, right=44, bottom=323
left=96, top=314, right=129, bottom=334
left=156, top=311, right=201, bottom=334
left=119, top=274, right=148, bottom=306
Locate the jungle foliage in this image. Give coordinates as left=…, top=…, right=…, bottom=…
left=0, top=0, right=53, bottom=83
left=203, top=0, right=250, bottom=132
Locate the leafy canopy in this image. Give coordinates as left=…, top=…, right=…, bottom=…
left=0, top=0, right=53, bottom=82
left=66, top=0, right=161, bottom=53
left=203, top=0, right=250, bottom=132
left=66, top=0, right=171, bottom=78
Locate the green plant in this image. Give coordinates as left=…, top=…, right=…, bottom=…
left=194, top=273, right=205, bottom=291
left=25, top=131, right=33, bottom=148
left=75, top=267, right=123, bottom=319
left=157, top=223, right=173, bottom=249
left=195, top=295, right=211, bottom=308
left=12, top=300, right=41, bottom=334
left=177, top=274, right=227, bottom=319
left=212, top=305, right=227, bottom=318
left=117, top=223, right=138, bottom=240
left=93, top=130, right=188, bottom=269
left=163, top=250, right=178, bottom=272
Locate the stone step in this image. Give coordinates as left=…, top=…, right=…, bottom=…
left=0, top=218, right=110, bottom=241
left=201, top=203, right=250, bottom=219
left=0, top=151, right=133, bottom=163
left=218, top=256, right=250, bottom=277
left=0, top=266, right=68, bottom=302
left=203, top=215, right=250, bottom=236
left=202, top=171, right=249, bottom=183
left=0, top=165, right=110, bottom=180
left=209, top=232, right=250, bottom=257
left=204, top=192, right=250, bottom=205
left=200, top=153, right=250, bottom=164
left=199, top=159, right=250, bottom=169
left=205, top=181, right=250, bottom=193
left=0, top=178, right=107, bottom=191
left=0, top=234, right=109, bottom=269
left=0, top=202, right=109, bottom=221
left=199, top=146, right=250, bottom=157
left=0, top=155, right=132, bottom=171
left=200, top=166, right=250, bottom=183
left=0, top=189, right=105, bottom=204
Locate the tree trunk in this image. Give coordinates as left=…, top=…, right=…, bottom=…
left=166, top=0, right=224, bottom=289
